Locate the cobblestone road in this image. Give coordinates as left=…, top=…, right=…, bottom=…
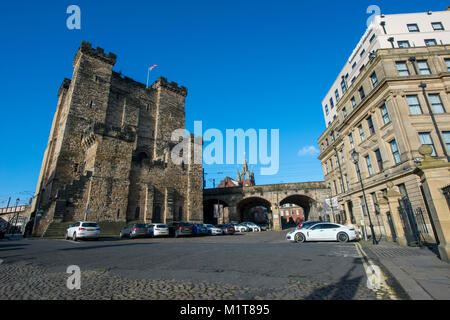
left=0, top=232, right=398, bottom=300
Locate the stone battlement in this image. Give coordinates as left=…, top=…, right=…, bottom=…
left=152, top=76, right=188, bottom=97
left=76, top=40, right=117, bottom=65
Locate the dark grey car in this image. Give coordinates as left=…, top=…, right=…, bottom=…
left=216, top=224, right=235, bottom=235
left=120, top=223, right=148, bottom=239
left=168, top=222, right=193, bottom=238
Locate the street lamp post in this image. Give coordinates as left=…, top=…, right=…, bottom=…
left=351, top=151, right=378, bottom=245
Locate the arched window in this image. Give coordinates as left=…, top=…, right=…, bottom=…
left=153, top=205, right=161, bottom=223
left=135, top=207, right=140, bottom=220
left=178, top=206, right=183, bottom=221
left=138, top=152, right=148, bottom=163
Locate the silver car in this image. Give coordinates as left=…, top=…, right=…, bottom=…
left=204, top=224, right=223, bottom=235
left=120, top=223, right=148, bottom=239
left=240, top=222, right=261, bottom=232
left=147, top=223, right=169, bottom=237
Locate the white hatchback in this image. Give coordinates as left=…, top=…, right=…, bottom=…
left=286, top=223, right=357, bottom=243
left=147, top=223, right=169, bottom=237
left=66, top=221, right=101, bottom=241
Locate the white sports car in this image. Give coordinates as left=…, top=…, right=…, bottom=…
left=286, top=223, right=357, bottom=243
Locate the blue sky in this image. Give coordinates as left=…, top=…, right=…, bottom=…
left=0, top=0, right=446, bottom=206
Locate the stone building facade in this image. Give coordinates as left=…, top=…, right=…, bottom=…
left=318, top=45, right=450, bottom=258
left=31, top=41, right=203, bottom=236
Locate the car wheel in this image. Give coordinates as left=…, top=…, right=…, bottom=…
left=337, top=232, right=349, bottom=243
left=73, top=232, right=78, bottom=241
left=295, top=233, right=305, bottom=243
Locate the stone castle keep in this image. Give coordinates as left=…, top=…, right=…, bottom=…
left=31, top=41, right=203, bottom=236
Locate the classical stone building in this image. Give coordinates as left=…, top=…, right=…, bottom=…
left=318, top=28, right=450, bottom=259
left=31, top=41, right=203, bottom=236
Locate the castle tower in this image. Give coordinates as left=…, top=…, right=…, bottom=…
left=32, top=41, right=203, bottom=236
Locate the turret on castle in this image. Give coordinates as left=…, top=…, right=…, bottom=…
left=31, top=41, right=203, bottom=236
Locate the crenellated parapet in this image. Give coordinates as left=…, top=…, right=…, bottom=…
left=75, top=40, right=117, bottom=66
left=152, top=76, right=188, bottom=97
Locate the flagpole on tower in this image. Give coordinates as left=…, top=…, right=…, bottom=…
left=146, top=64, right=158, bottom=89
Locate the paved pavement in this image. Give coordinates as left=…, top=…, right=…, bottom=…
left=361, top=240, right=450, bottom=300
left=0, top=231, right=398, bottom=300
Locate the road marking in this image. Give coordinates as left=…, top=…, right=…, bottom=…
left=60, top=240, right=81, bottom=244
left=354, top=243, right=399, bottom=300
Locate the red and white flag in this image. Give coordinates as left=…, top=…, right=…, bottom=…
left=149, top=64, right=158, bottom=70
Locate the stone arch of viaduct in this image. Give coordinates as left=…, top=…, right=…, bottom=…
left=203, top=182, right=329, bottom=230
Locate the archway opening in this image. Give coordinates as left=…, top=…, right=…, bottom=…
left=279, top=194, right=314, bottom=227
left=203, top=199, right=229, bottom=225
left=237, top=197, right=271, bottom=224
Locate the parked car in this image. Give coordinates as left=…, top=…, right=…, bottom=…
left=286, top=223, right=357, bottom=243
left=216, top=224, right=235, bottom=235
left=257, top=223, right=269, bottom=231
left=190, top=223, right=209, bottom=236
left=66, top=221, right=101, bottom=241
left=204, top=224, right=223, bottom=235
left=297, top=220, right=321, bottom=230
left=240, top=222, right=261, bottom=232
left=168, top=222, right=193, bottom=238
left=120, top=223, right=149, bottom=239
left=232, top=223, right=248, bottom=232
left=147, top=223, right=169, bottom=237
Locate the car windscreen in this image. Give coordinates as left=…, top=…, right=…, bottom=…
left=82, top=223, right=99, bottom=227
left=134, top=224, right=147, bottom=228
left=155, top=224, right=168, bottom=228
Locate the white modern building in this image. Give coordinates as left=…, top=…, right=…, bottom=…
left=322, top=7, right=450, bottom=127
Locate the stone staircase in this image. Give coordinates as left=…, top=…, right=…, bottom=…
left=53, top=171, right=92, bottom=221
left=42, top=221, right=73, bottom=239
